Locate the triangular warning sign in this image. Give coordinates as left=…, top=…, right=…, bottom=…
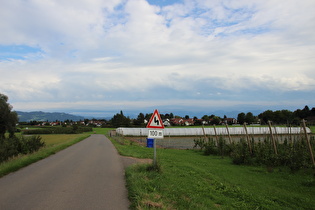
left=147, top=109, right=165, bottom=129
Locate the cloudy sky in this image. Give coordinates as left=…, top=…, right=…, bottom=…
left=1, top=0, right=314, bottom=117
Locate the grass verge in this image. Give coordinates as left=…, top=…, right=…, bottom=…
left=0, top=133, right=90, bottom=177
left=109, top=135, right=315, bottom=209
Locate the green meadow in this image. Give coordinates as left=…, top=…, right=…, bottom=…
left=1, top=127, right=314, bottom=209
left=108, top=130, right=315, bottom=209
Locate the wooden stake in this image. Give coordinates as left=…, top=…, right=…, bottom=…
left=225, top=123, right=232, bottom=144
left=243, top=123, right=252, bottom=154
left=202, top=124, right=207, bottom=143
left=273, top=124, right=279, bottom=143
left=302, top=119, right=315, bottom=167
left=268, top=121, right=278, bottom=155
left=289, top=124, right=293, bottom=145
left=213, top=124, right=219, bottom=146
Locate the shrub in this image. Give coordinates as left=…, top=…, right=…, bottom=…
left=0, top=135, right=45, bottom=163
left=204, top=138, right=218, bottom=156
left=194, top=134, right=314, bottom=172
left=193, top=137, right=206, bottom=150
left=230, top=136, right=315, bottom=171
left=230, top=138, right=253, bottom=165
left=22, top=126, right=92, bottom=135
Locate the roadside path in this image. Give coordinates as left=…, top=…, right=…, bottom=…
left=0, top=134, right=130, bottom=210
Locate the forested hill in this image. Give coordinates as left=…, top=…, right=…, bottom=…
left=16, top=111, right=85, bottom=122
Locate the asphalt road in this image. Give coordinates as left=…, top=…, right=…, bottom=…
left=0, top=134, right=130, bottom=210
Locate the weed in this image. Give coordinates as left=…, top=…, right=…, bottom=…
left=146, top=163, right=162, bottom=173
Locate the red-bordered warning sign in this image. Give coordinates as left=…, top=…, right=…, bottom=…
left=146, top=109, right=165, bottom=129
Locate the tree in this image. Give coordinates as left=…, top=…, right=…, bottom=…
left=237, top=112, right=246, bottom=125
left=301, top=105, right=310, bottom=119
left=164, top=113, right=170, bottom=119
left=110, top=110, right=131, bottom=127
left=202, top=115, right=209, bottom=120
left=245, top=112, right=255, bottom=124
left=279, top=110, right=293, bottom=124
left=210, top=116, right=221, bottom=125
left=134, top=113, right=145, bottom=127
left=258, top=110, right=274, bottom=124
left=0, top=93, right=18, bottom=138
left=185, top=115, right=190, bottom=119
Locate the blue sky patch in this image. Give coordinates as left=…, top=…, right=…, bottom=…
left=147, top=0, right=183, bottom=7
left=0, top=45, right=43, bottom=61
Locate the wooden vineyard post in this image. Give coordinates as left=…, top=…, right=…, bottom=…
left=302, top=119, right=315, bottom=167
left=268, top=121, right=278, bottom=155
left=243, top=123, right=252, bottom=154
left=273, top=124, right=279, bottom=143
left=168, top=132, right=171, bottom=148
left=225, top=123, right=232, bottom=144
left=213, top=124, right=219, bottom=146
left=289, top=124, right=293, bottom=145
left=202, top=124, right=207, bottom=143
left=140, top=130, right=142, bottom=142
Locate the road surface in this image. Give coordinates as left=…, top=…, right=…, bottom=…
left=0, top=134, right=130, bottom=209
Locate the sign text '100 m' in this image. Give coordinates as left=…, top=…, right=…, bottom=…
left=148, top=129, right=164, bottom=139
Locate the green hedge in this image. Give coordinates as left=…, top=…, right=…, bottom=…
left=22, top=126, right=92, bottom=135
left=0, top=136, right=45, bottom=163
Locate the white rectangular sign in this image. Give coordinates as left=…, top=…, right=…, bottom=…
left=148, top=129, right=164, bottom=139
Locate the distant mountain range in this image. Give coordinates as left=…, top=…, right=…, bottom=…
left=16, top=109, right=263, bottom=122
left=16, top=111, right=86, bottom=122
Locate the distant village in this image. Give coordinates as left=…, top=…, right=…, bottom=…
left=19, top=105, right=315, bottom=127
left=24, top=117, right=247, bottom=128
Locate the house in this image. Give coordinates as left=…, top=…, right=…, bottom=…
left=183, top=118, right=195, bottom=126
left=170, top=118, right=195, bottom=126
left=50, top=121, right=60, bottom=126
left=163, top=119, right=171, bottom=127
left=170, top=118, right=184, bottom=126
left=222, top=118, right=237, bottom=125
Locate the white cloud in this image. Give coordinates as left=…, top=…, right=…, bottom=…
left=0, top=0, right=314, bottom=115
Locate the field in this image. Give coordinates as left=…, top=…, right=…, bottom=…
left=109, top=132, right=315, bottom=209
left=1, top=127, right=314, bottom=209
left=41, top=134, right=90, bottom=146
left=0, top=133, right=90, bottom=177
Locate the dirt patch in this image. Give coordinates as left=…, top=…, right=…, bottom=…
left=121, top=156, right=152, bottom=169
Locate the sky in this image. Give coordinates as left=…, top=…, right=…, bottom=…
left=0, top=0, right=315, bottom=118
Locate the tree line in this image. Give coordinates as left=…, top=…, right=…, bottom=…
left=110, top=105, right=315, bottom=127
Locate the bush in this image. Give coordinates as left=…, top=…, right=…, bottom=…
left=0, top=136, right=45, bottom=163
left=194, top=137, right=232, bottom=156
left=193, top=137, right=206, bottom=150
left=204, top=138, right=218, bottom=156
left=230, top=136, right=315, bottom=171
left=230, top=139, right=253, bottom=165
left=22, top=126, right=92, bottom=135
left=195, top=135, right=315, bottom=172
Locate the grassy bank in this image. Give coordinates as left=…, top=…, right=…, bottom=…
left=109, top=135, right=315, bottom=209
left=0, top=133, right=90, bottom=177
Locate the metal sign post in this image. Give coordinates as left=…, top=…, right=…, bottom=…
left=147, top=109, right=164, bottom=167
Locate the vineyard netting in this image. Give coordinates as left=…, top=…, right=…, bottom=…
left=116, top=127, right=311, bottom=136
